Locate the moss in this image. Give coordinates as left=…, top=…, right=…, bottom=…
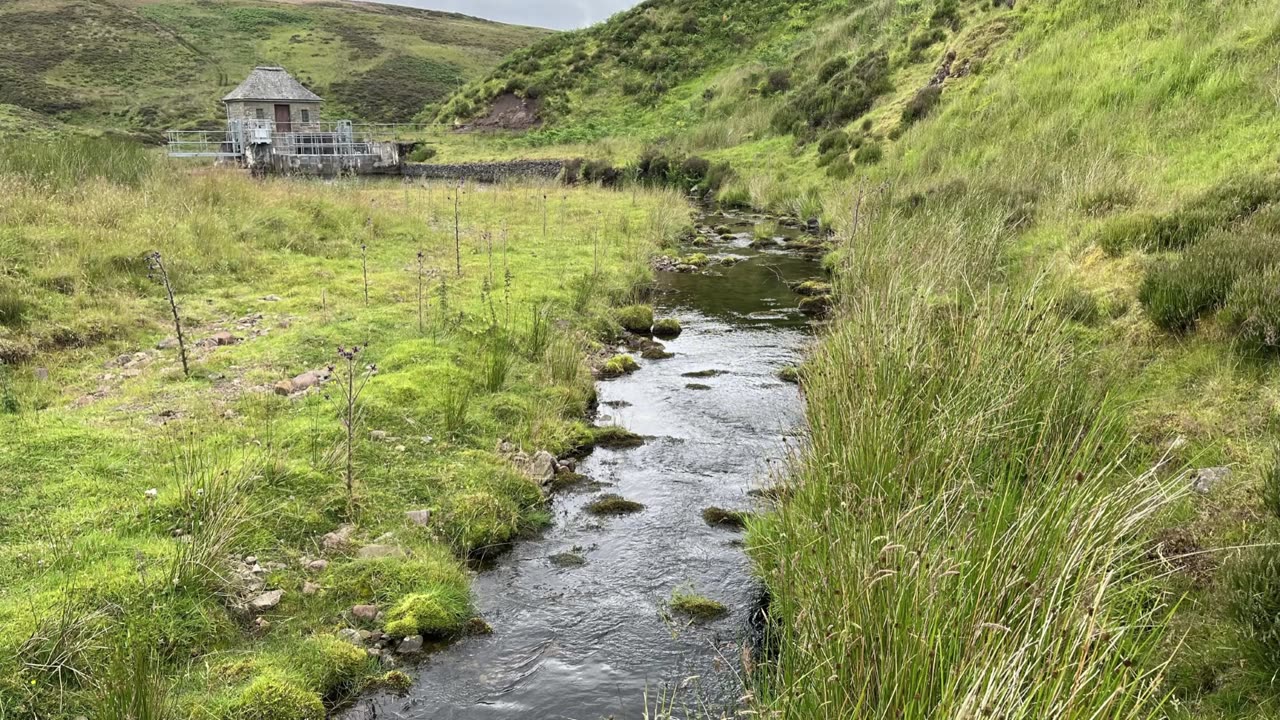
left=585, top=493, right=644, bottom=516
left=702, top=506, right=750, bottom=529
left=778, top=366, right=801, bottom=384
left=548, top=471, right=590, bottom=492
left=382, top=590, right=468, bottom=638
left=793, top=280, right=832, bottom=297
left=600, top=354, right=640, bottom=378
left=685, top=383, right=712, bottom=391
left=681, top=369, right=724, bottom=378
left=380, top=670, right=413, bottom=693
left=799, top=295, right=833, bottom=317
left=292, top=635, right=372, bottom=697
left=670, top=590, right=728, bottom=621
left=652, top=318, right=682, bottom=339
left=680, top=253, right=711, bottom=267
left=549, top=552, right=587, bottom=567
left=227, top=674, right=324, bottom=720
left=592, top=425, right=645, bottom=449
left=327, top=551, right=469, bottom=606
left=615, top=304, right=655, bottom=333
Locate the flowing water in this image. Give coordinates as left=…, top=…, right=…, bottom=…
left=342, top=211, right=818, bottom=720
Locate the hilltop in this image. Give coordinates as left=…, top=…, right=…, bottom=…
left=0, top=0, right=552, bottom=135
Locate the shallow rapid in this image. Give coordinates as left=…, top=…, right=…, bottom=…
left=342, top=212, right=817, bottom=719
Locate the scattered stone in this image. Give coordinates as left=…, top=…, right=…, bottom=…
left=370, top=430, right=389, bottom=441
left=397, top=635, right=424, bottom=654
left=405, top=509, right=432, bottom=527
left=352, top=604, right=380, bottom=622
left=357, top=544, right=406, bottom=560
left=253, top=617, right=271, bottom=631
left=273, top=380, right=294, bottom=396
left=522, top=450, right=558, bottom=486
left=248, top=590, right=283, bottom=613
left=306, top=559, right=329, bottom=573
left=337, top=628, right=364, bottom=646
left=208, top=331, right=239, bottom=347
left=262, top=294, right=282, bottom=302
left=290, top=369, right=330, bottom=392
left=321, top=524, right=356, bottom=552
left=302, top=581, right=320, bottom=596
left=244, top=555, right=257, bottom=564
left=1192, top=466, right=1232, bottom=494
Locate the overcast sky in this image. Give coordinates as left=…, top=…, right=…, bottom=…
left=368, top=0, right=644, bottom=30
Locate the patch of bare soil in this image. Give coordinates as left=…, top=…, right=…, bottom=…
left=458, top=93, right=541, bottom=132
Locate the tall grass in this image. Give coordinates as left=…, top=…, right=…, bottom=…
left=0, top=137, right=153, bottom=191
left=749, top=190, right=1178, bottom=718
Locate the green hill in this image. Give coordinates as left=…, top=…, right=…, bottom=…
left=0, top=0, right=552, bottom=135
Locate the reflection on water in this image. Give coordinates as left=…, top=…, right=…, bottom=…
left=341, top=211, right=818, bottom=720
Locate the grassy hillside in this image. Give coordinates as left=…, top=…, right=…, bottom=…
left=430, top=0, right=1280, bottom=718
left=0, top=0, right=551, bottom=135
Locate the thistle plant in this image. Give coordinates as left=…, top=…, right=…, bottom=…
left=453, top=181, right=463, bottom=276
left=146, top=251, right=189, bottom=378
left=360, top=242, right=370, bottom=306
left=331, top=345, right=376, bottom=517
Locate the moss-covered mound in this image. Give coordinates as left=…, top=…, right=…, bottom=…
left=600, top=354, right=640, bottom=378
left=670, top=590, right=728, bottom=621
left=652, top=318, right=683, bottom=339
left=383, top=590, right=469, bottom=638
left=615, top=305, right=655, bottom=334
left=585, top=493, right=644, bottom=516
left=702, top=506, right=751, bottom=529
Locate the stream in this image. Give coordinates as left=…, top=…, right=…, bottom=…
left=341, top=211, right=818, bottom=719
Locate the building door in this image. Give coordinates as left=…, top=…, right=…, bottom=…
left=274, top=104, right=291, bottom=132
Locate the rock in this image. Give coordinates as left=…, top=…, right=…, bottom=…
left=352, top=604, right=379, bottom=622
left=357, top=544, right=406, bottom=560
left=1192, top=466, right=1232, bottom=494
left=144, top=488, right=158, bottom=500
left=249, top=563, right=265, bottom=575
left=156, top=337, right=179, bottom=350
left=229, top=566, right=265, bottom=594
left=273, top=380, right=294, bottom=396
left=397, top=635, right=424, bottom=654
left=244, top=555, right=257, bottom=564
left=337, top=628, right=364, bottom=646
left=262, top=294, right=282, bottom=302
left=248, top=590, right=283, bottom=613
left=291, top=369, right=329, bottom=392
left=521, top=450, right=558, bottom=485
left=302, top=581, right=320, bottom=596
left=405, top=509, right=432, bottom=527
left=321, top=524, right=356, bottom=552
left=306, top=559, right=329, bottom=573
left=209, top=331, right=238, bottom=346
left=370, top=430, right=389, bottom=441
left=496, top=439, right=517, bottom=456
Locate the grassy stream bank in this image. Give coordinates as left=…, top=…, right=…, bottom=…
left=0, top=146, right=688, bottom=718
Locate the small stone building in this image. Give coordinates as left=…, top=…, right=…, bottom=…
left=223, top=66, right=322, bottom=131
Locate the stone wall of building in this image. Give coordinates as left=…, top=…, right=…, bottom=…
left=225, top=100, right=322, bottom=130
left=402, top=160, right=566, bottom=183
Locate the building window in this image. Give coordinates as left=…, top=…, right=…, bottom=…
left=255, top=108, right=265, bottom=120
left=300, top=109, right=310, bottom=123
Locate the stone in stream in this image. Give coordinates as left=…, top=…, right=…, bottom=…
left=337, top=628, right=364, bottom=647
left=397, top=635, right=424, bottom=654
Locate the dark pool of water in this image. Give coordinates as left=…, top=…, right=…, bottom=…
left=340, top=211, right=817, bottom=720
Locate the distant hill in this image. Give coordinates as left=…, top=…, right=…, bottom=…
left=0, top=0, right=552, bottom=135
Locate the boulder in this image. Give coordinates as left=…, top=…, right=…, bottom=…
left=352, top=604, right=379, bottom=622
left=405, top=509, right=432, bottom=527
left=321, top=524, right=356, bottom=552
left=522, top=450, right=558, bottom=485
left=248, top=590, right=283, bottom=613
left=397, top=635, right=424, bottom=654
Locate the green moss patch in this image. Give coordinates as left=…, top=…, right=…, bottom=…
left=615, top=305, right=655, bottom=334
left=585, top=494, right=644, bottom=516
left=600, top=354, right=640, bottom=378
left=382, top=590, right=469, bottom=638
left=652, top=318, right=682, bottom=339
left=702, top=507, right=750, bottom=529
left=669, top=590, right=728, bottom=621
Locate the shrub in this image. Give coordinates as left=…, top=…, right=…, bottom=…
left=854, top=142, right=884, bottom=165
left=406, top=145, right=437, bottom=162
left=615, top=305, right=654, bottom=333
left=763, top=69, right=791, bottom=96
left=1224, top=267, right=1280, bottom=351
left=680, top=156, right=711, bottom=183
left=1229, top=544, right=1280, bottom=681
left=1139, top=232, right=1280, bottom=332
left=292, top=636, right=371, bottom=697
left=908, top=28, right=947, bottom=59
left=901, top=85, right=943, bottom=125
left=382, top=590, right=468, bottom=638
left=817, top=130, right=850, bottom=156
left=581, top=159, right=622, bottom=187
left=227, top=675, right=324, bottom=720
left=827, top=155, right=855, bottom=179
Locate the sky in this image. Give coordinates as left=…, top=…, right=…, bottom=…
left=366, top=0, right=644, bottom=30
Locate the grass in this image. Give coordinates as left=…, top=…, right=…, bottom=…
left=668, top=588, right=727, bottom=621
left=0, top=143, right=688, bottom=717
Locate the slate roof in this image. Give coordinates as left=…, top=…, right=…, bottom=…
left=223, top=66, right=322, bottom=103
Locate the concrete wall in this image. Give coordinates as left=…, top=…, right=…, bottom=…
left=266, top=141, right=403, bottom=176
left=403, top=160, right=565, bottom=183
left=226, top=100, right=322, bottom=130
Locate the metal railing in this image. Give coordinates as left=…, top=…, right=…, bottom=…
left=166, top=120, right=448, bottom=158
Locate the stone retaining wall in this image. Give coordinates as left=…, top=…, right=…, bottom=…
left=402, top=160, right=566, bottom=183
